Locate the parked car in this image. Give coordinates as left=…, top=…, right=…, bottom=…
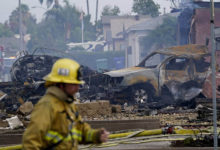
left=104, top=44, right=210, bottom=105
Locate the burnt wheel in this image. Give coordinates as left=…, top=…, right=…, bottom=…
left=130, top=83, right=155, bottom=104
left=133, top=88, right=148, bottom=103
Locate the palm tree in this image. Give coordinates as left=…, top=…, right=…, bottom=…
left=38, top=0, right=59, bottom=8
left=9, top=4, right=36, bottom=34
left=45, top=0, right=81, bottom=41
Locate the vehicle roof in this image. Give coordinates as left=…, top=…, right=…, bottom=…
left=154, top=44, right=209, bottom=57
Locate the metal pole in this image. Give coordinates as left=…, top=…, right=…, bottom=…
left=19, top=0, right=23, bottom=51
left=95, top=0, right=99, bottom=24
left=81, top=13, right=84, bottom=43
left=86, top=0, right=90, bottom=15
left=210, top=0, right=218, bottom=149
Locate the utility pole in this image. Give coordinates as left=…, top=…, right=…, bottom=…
left=80, top=11, right=84, bottom=43
left=86, top=0, right=90, bottom=15
left=95, top=0, right=99, bottom=24
left=210, top=0, right=218, bottom=149
left=19, top=0, right=23, bottom=51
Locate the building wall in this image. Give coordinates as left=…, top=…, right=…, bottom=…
left=102, top=16, right=150, bottom=51
left=110, top=17, right=149, bottom=39
left=113, top=38, right=125, bottom=51
left=192, top=8, right=220, bottom=47
left=126, top=30, right=148, bottom=67
left=103, top=24, right=111, bottom=42
left=192, top=8, right=220, bottom=65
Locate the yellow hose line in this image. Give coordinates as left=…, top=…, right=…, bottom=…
left=0, top=128, right=210, bottom=150
left=0, top=145, right=22, bottom=150
left=121, top=138, right=186, bottom=144
left=109, top=128, right=208, bottom=139
left=175, top=129, right=202, bottom=135
left=109, top=129, right=163, bottom=139
left=88, top=138, right=186, bottom=148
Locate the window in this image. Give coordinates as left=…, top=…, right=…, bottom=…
left=144, top=53, right=168, bottom=68
left=166, top=58, right=189, bottom=70
left=194, top=58, right=210, bottom=72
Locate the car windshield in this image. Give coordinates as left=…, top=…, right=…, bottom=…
left=143, top=53, right=169, bottom=68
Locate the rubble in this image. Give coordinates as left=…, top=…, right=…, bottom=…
left=17, top=102, right=33, bottom=115
left=171, top=135, right=220, bottom=147
left=202, top=72, right=220, bottom=99
left=0, top=52, right=107, bottom=113
left=75, top=100, right=112, bottom=119
left=6, top=116, right=23, bottom=130
left=111, top=105, right=121, bottom=113
left=0, top=119, right=8, bottom=129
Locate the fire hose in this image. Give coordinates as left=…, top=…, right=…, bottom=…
left=0, top=127, right=210, bottom=150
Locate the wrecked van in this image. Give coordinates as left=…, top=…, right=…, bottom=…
left=104, top=44, right=210, bottom=105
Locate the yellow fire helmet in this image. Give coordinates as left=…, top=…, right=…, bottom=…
left=43, top=58, right=85, bottom=85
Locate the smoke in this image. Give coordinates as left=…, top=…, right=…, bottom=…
left=177, top=0, right=201, bottom=45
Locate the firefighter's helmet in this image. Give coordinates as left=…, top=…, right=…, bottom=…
left=43, top=58, right=84, bottom=85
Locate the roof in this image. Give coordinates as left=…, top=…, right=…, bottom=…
left=193, top=1, right=220, bottom=8
left=126, top=12, right=180, bottom=33
left=101, top=15, right=150, bottom=25
left=154, top=44, right=209, bottom=57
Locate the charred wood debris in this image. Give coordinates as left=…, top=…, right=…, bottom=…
left=0, top=52, right=218, bottom=125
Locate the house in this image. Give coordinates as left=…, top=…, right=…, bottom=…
left=124, top=13, right=180, bottom=67
left=101, top=15, right=150, bottom=51
left=179, top=1, right=220, bottom=65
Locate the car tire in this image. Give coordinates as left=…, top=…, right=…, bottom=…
left=130, top=83, right=155, bottom=105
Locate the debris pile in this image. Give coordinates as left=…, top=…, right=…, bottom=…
left=172, top=135, right=220, bottom=147
left=76, top=100, right=112, bottom=119
left=0, top=53, right=108, bottom=113
left=17, top=102, right=33, bottom=116
left=195, top=98, right=220, bottom=122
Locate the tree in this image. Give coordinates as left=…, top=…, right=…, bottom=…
left=132, top=0, right=160, bottom=17
left=39, top=0, right=59, bottom=8
left=9, top=4, right=36, bottom=34
left=0, top=23, right=13, bottom=38
left=168, top=0, right=181, bottom=9
left=28, top=0, right=96, bottom=50
left=101, top=5, right=120, bottom=16
left=140, top=16, right=177, bottom=54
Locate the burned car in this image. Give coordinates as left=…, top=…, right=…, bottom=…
left=104, top=44, right=210, bottom=105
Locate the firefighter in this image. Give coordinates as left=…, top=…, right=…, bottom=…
left=22, top=58, right=109, bottom=150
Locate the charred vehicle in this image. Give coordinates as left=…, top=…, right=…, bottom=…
left=0, top=48, right=106, bottom=112
left=104, top=44, right=210, bottom=105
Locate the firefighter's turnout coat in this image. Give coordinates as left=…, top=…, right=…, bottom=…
left=22, top=86, right=102, bottom=150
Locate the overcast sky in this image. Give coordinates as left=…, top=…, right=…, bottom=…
left=0, top=0, right=172, bottom=23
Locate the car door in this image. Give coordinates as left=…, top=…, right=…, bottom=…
left=163, top=57, right=194, bottom=83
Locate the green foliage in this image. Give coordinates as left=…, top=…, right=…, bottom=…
left=27, top=18, right=66, bottom=50
left=38, top=0, right=57, bottom=8
left=9, top=4, right=36, bottom=34
left=132, top=0, right=160, bottom=17
left=101, top=5, right=121, bottom=16
left=140, top=16, right=177, bottom=54
left=28, top=1, right=96, bottom=50
left=0, top=23, right=13, bottom=37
